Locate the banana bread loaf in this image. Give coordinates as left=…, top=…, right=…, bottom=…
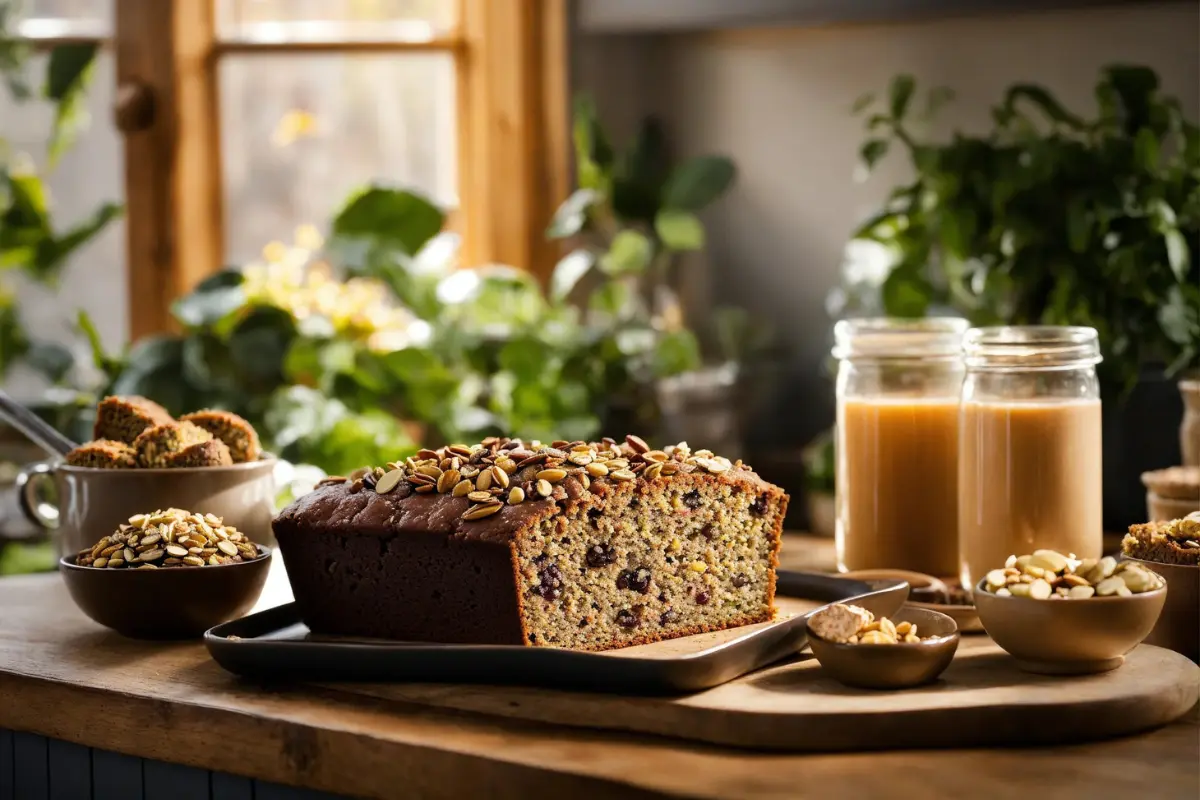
left=273, top=435, right=788, bottom=650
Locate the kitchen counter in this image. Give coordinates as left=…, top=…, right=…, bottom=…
left=1, top=535, right=1197, bottom=799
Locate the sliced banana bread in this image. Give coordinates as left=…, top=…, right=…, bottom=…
left=274, top=436, right=788, bottom=650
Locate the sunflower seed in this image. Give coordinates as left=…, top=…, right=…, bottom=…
left=610, top=469, right=636, bottom=482
left=536, top=479, right=553, bottom=497
left=182, top=556, right=205, bottom=567
left=508, top=487, right=525, bottom=504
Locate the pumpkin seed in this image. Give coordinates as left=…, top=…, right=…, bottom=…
left=374, top=469, right=406, bottom=494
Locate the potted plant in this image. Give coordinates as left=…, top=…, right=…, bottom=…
left=838, top=65, right=1199, bottom=529
left=0, top=7, right=122, bottom=574
left=547, top=97, right=760, bottom=453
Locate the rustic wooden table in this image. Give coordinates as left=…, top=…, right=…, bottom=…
left=1, top=534, right=1196, bottom=800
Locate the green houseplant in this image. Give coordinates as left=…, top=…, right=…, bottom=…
left=0, top=0, right=122, bottom=574
left=0, top=1, right=122, bottom=384
left=548, top=98, right=764, bottom=448
left=839, top=64, right=1199, bottom=528
left=80, top=180, right=727, bottom=478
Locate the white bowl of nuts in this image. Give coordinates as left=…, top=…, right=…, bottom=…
left=974, top=549, right=1167, bottom=675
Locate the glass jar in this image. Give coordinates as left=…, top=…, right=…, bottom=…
left=833, top=318, right=968, bottom=576
left=958, top=326, right=1103, bottom=590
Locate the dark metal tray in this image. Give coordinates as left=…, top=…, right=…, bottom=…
left=205, top=571, right=908, bottom=694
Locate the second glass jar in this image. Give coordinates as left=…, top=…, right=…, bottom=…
left=958, top=326, right=1104, bottom=589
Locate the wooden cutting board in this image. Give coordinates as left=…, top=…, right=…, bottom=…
left=318, top=598, right=1200, bottom=752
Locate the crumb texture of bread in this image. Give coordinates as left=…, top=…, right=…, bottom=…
left=1123, top=517, right=1200, bottom=566
left=180, top=410, right=261, bottom=462
left=273, top=437, right=787, bottom=650
left=165, top=438, right=233, bottom=468
left=133, top=421, right=212, bottom=467
left=64, top=439, right=137, bottom=469
left=93, top=396, right=173, bottom=444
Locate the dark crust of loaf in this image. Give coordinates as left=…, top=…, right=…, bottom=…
left=273, top=466, right=786, bottom=649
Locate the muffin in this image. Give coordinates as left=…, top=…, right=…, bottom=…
left=64, top=439, right=137, bottom=469
left=93, top=396, right=174, bottom=444
left=133, top=421, right=213, bottom=468
left=164, top=439, right=234, bottom=468
left=179, top=410, right=261, bottom=463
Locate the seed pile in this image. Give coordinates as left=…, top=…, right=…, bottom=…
left=809, top=603, right=936, bottom=645
left=322, top=434, right=753, bottom=521
left=74, top=508, right=261, bottom=569
left=982, top=549, right=1164, bottom=599
left=64, top=396, right=261, bottom=469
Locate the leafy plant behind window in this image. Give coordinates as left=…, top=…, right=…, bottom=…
left=838, top=65, right=1199, bottom=393
left=0, top=0, right=122, bottom=385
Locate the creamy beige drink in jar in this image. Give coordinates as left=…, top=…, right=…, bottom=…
left=958, top=327, right=1103, bottom=589
left=834, top=318, right=967, bottom=576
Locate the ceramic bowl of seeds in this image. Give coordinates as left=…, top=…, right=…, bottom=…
left=59, top=508, right=271, bottom=639
left=974, top=549, right=1167, bottom=675
left=806, top=603, right=960, bottom=690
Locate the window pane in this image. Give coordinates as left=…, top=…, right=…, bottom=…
left=219, top=53, right=457, bottom=265
left=18, top=0, right=111, bottom=37
left=0, top=51, right=126, bottom=398
left=217, top=0, right=457, bottom=42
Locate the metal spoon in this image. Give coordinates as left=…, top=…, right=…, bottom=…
left=0, top=389, right=78, bottom=457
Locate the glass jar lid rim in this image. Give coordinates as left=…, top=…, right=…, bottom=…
left=833, top=317, right=969, bottom=359
left=964, top=325, right=1102, bottom=368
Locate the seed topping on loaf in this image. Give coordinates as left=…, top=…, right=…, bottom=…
left=321, top=434, right=758, bottom=522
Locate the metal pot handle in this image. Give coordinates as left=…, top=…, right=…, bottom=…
left=15, top=461, right=59, bottom=530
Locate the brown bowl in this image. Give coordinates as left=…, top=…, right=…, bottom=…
left=1121, top=557, right=1198, bottom=663
left=18, top=456, right=279, bottom=557
left=807, top=606, right=960, bottom=690
left=59, top=546, right=272, bottom=639
left=842, top=569, right=984, bottom=634
left=973, top=576, right=1167, bottom=675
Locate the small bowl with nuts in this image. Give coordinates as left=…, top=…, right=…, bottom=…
left=59, top=508, right=271, bottom=639
left=1122, top=513, right=1200, bottom=663
left=806, top=604, right=960, bottom=690
left=974, top=549, right=1167, bottom=675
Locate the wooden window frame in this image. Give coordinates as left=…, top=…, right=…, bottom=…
left=24, top=0, right=571, bottom=340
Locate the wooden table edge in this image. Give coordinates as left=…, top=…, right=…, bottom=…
left=0, top=669, right=676, bottom=800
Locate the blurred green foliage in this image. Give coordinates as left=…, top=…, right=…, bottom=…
left=0, top=0, right=122, bottom=383
left=836, top=65, right=1200, bottom=393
